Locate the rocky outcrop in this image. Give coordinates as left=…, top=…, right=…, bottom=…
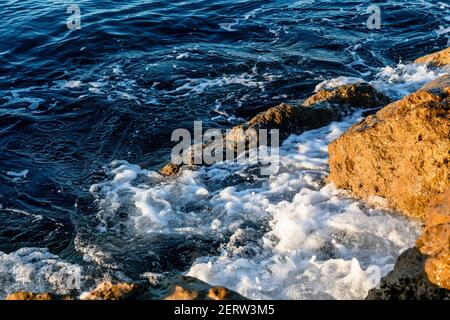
left=302, top=83, right=391, bottom=108
left=158, top=83, right=389, bottom=176
left=366, top=247, right=450, bottom=300
left=328, top=75, right=450, bottom=220
left=415, top=47, right=450, bottom=68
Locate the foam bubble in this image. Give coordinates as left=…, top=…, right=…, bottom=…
left=370, top=62, right=447, bottom=99
left=0, top=248, right=82, bottom=299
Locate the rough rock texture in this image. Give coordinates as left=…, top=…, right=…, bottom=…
left=80, top=281, right=142, bottom=300
left=328, top=75, right=450, bottom=220
left=163, top=278, right=245, bottom=300
left=366, top=247, right=450, bottom=300
left=415, top=47, right=450, bottom=68
left=226, top=103, right=341, bottom=143
left=416, top=190, right=450, bottom=290
left=302, top=83, right=391, bottom=108
left=5, top=292, right=72, bottom=300
left=159, top=162, right=181, bottom=176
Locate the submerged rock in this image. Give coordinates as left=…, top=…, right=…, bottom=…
left=366, top=247, right=450, bottom=300
left=328, top=75, right=450, bottom=220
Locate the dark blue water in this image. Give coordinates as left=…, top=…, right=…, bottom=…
left=0, top=0, right=448, bottom=286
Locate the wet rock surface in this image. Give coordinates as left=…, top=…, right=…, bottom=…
left=328, top=75, right=450, bottom=220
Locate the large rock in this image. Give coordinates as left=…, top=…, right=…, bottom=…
left=328, top=75, right=450, bottom=220
left=415, top=47, right=450, bottom=68
left=366, top=247, right=450, bottom=300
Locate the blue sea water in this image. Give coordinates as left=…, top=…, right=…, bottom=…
left=0, top=0, right=448, bottom=298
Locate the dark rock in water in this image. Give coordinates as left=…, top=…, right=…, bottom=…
left=366, top=247, right=450, bottom=300
left=234, top=101, right=281, bottom=119
left=302, top=83, right=391, bottom=109
left=226, top=103, right=342, bottom=142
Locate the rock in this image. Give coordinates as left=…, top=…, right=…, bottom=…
left=302, top=83, right=391, bottom=108
left=328, top=75, right=450, bottom=220
left=162, top=276, right=246, bottom=300
left=415, top=47, right=450, bottom=68
left=80, top=281, right=142, bottom=300
left=366, top=247, right=450, bottom=300
left=425, top=189, right=450, bottom=227
left=159, top=162, right=181, bottom=176
left=5, top=292, right=71, bottom=300
left=226, top=103, right=342, bottom=143
left=224, top=84, right=389, bottom=153
left=416, top=193, right=450, bottom=290
left=4, top=277, right=245, bottom=301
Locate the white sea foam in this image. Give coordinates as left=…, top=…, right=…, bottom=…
left=90, top=111, right=420, bottom=300
left=0, top=248, right=82, bottom=299
left=316, top=61, right=447, bottom=100
left=170, top=73, right=266, bottom=96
